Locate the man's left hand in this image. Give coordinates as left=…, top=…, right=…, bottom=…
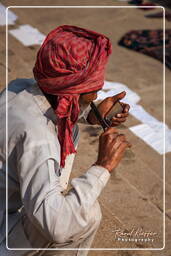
left=87, top=91, right=130, bottom=126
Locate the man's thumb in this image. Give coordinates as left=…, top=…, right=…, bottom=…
left=112, top=91, right=126, bottom=101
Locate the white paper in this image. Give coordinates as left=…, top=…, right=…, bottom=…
left=129, top=104, right=168, bottom=132
left=9, top=25, right=46, bottom=46
left=130, top=124, right=171, bottom=154
left=96, top=81, right=140, bottom=106
left=0, top=4, right=18, bottom=25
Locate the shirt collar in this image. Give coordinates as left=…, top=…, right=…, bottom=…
left=28, top=82, right=57, bottom=124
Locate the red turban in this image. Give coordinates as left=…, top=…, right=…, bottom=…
left=33, top=25, right=112, bottom=168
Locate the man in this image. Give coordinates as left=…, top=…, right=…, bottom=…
left=0, top=25, right=130, bottom=255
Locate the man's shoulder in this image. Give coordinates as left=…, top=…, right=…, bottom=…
left=0, top=78, right=43, bottom=132
left=0, top=78, right=36, bottom=103
left=8, top=78, right=36, bottom=95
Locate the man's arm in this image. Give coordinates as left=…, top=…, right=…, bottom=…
left=18, top=160, right=110, bottom=244
left=17, top=127, right=130, bottom=244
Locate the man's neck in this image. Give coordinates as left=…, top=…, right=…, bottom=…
left=43, top=92, right=57, bottom=109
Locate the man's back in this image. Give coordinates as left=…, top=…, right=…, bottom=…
left=0, top=78, right=60, bottom=244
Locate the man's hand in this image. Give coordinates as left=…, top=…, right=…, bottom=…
left=87, top=91, right=130, bottom=126
left=95, top=127, right=131, bottom=172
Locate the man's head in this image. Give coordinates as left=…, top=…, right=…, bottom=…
left=33, top=25, right=112, bottom=167
left=33, top=25, right=111, bottom=95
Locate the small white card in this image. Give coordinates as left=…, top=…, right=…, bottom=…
left=9, top=24, right=46, bottom=46
left=0, top=4, right=18, bottom=26
left=130, top=104, right=166, bottom=131
left=130, top=123, right=171, bottom=154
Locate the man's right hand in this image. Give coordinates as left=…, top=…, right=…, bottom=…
left=95, top=127, right=131, bottom=172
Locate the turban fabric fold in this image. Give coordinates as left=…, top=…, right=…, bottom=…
left=33, top=25, right=112, bottom=168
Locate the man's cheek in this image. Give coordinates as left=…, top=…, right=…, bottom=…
left=89, top=93, right=98, bottom=102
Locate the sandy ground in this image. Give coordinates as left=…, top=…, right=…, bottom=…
left=0, top=0, right=171, bottom=255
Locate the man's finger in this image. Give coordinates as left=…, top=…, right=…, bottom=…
left=116, top=112, right=129, bottom=118
left=102, top=127, right=118, bottom=135
left=111, top=121, right=120, bottom=126
left=112, top=91, right=126, bottom=102
left=115, top=141, right=131, bottom=159
left=113, top=134, right=126, bottom=150
left=124, top=105, right=130, bottom=113
left=112, top=134, right=126, bottom=149
left=120, top=102, right=130, bottom=113
left=112, top=117, right=126, bottom=123
left=111, top=141, right=130, bottom=168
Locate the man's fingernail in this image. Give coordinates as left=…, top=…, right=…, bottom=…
left=117, top=114, right=121, bottom=117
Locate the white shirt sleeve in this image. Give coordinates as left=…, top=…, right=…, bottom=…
left=17, top=140, right=110, bottom=244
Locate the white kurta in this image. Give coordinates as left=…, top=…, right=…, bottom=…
left=0, top=79, right=110, bottom=255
